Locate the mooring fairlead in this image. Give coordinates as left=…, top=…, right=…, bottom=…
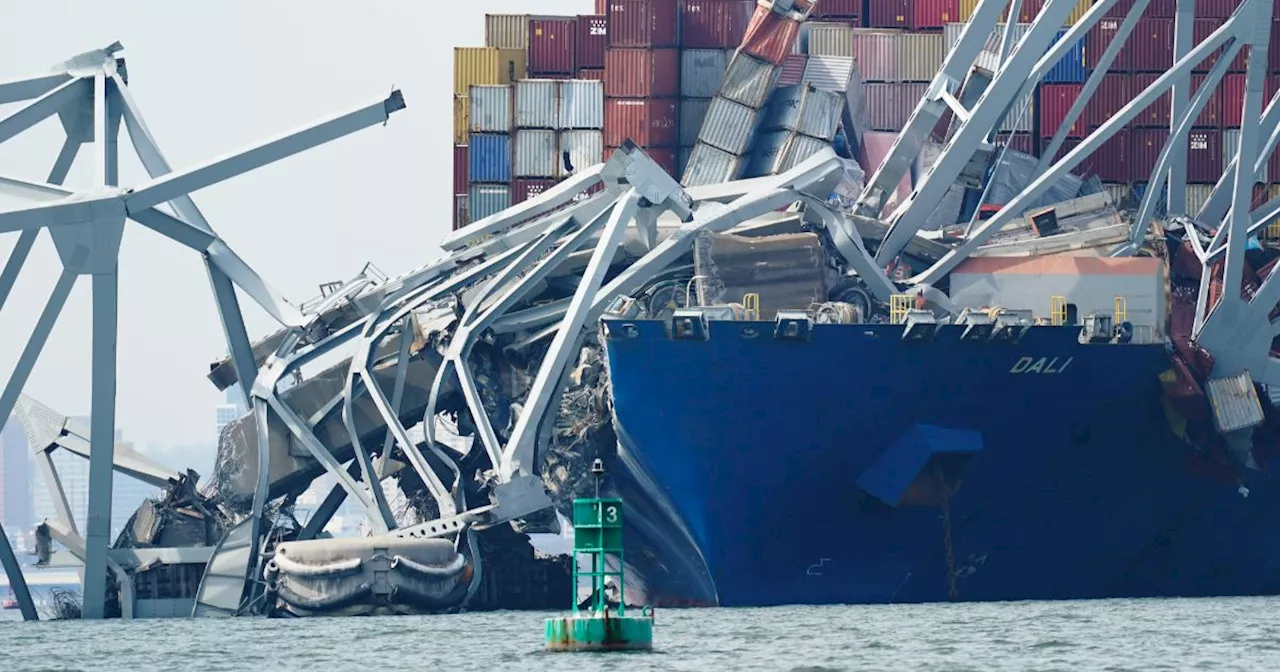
left=545, top=459, right=654, bottom=652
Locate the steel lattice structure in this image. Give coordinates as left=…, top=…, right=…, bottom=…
left=4, top=0, right=1280, bottom=621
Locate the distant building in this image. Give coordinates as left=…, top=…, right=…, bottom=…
left=0, top=414, right=32, bottom=532
left=31, top=416, right=146, bottom=543
left=215, top=387, right=248, bottom=440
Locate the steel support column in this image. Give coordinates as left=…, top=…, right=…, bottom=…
left=0, top=522, right=37, bottom=620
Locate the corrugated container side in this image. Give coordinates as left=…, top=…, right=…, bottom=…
left=1066, top=0, right=1094, bottom=24
left=868, top=0, right=910, bottom=29
left=512, top=178, right=559, bottom=204
left=865, top=82, right=927, bottom=131
left=852, top=30, right=902, bottom=82
left=1223, top=128, right=1271, bottom=183
left=1206, top=372, right=1266, bottom=434
left=453, top=95, right=470, bottom=144
left=1105, top=0, right=1176, bottom=18
left=807, top=22, right=855, bottom=57
left=1127, top=17, right=1173, bottom=73
left=913, top=0, right=961, bottom=29
left=486, top=14, right=531, bottom=50
left=515, top=80, right=558, bottom=129
left=719, top=52, right=781, bottom=108
left=517, top=128, right=558, bottom=176
left=607, top=0, right=679, bottom=48
left=469, top=85, right=512, bottom=133
left=1190, top=74, right=1221, bottom=128
left=1044, top=27, right=1086, bottom=84
left=468, top=184, right=511, bottom=222
left=746, top=130, right=794, bottom=176
left=1132, top=73, right=1171, bottom=127
left=681, top=0, right=740, bottom=49
left=604, top=48, right=681, bottom=98
left=995, top=131, right=1036, bottom=156
left=1222, top=73, right=1245, bottom=128
left=1185, top=183, right=1215, bottom=218
left=779, top=134, right=832, bottom=171
left=681, top=49, right=731, bottom=99
left=802, top=55, right=856, bottom=92
left=811, top=0, right=862, bottom=18
left=680, top=98, right=713, bottom=146
left=1272, top=22, right=1280, bottom=73
left=453, top=145, right=468, bottom=196
left=455, top=47, right=526, bottom=95
left=1085, top=18, right=1127, bottom=71
left=1186, top=129, right=1222, bottom=184
left=777, top=54, right=809, bottom=86
left=1130, top=128, right=1169, bottom=182
left=559, top=80, right=605, bottom=129
left=727, top=0, right=757, bottom=45
left=453, top=194, right=469, bottom=231
left=577, top=68, right=607, bottom=81
left=577, top=15, right=608, bottom=69
left=1197, top=0, right=1242, bottom=18
left=468, top=133, right=512, bottom=183
left=603, top=98, right=680, bottom=147
left=740, top=4, right=802, bottom=65
left=1002, top=87, right=1035, bottom=133
left=763, top=85, right=843, bottom=140
left=529, top=17, right=578, bottom=76
left=1039, top=84, right=1084, bottom=138
left=1052, top=130, right=1130, bottom=182
left=681, top=142, right=745, bottom=186
left=697, top=96, right=760, bottom=155
left=1086, top=73, right=1130, bottom=129
left=898, top=33, right=945, bottom=83
left=559, top=130, right=604, bottom=177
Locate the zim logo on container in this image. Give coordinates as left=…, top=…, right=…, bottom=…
left=1010, top=356, right=1074, bottom=374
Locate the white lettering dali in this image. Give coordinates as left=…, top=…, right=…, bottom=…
left=1009, top=356, right=1073, bottom=374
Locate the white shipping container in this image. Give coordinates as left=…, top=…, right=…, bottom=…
left=469, top=85, right=512, bottom=133
left=851, top=29, right=901, bottom=82
left=1206, top=371, right=1266, bottom=434
left=485, top=14, right=530, bottom=50
left=1001, top=87, right=1035, bottom=133
left=898, top=33, right=945, bottom=83
left=515, top=79, right=558, bottom=129
left=514, top=129, right=558, bottom=178
left=681, top=49, right=731, bottom=99
left=747, top=131, right=831, bottom=176
left=806, top=22, right=855, bottom=57
left=680, top=98, right=713, bottom=147
left=1223, top=128, right=1270, bottom=183
left=681, top=142, right=745, bottom=187
left=944, top=22, right=1031, bottom=73
left=802, top=55, right=856, bottom=93
left=558, top=80, right=604, bottom=130
left=697, top=96, right=761, bottom=155
left=719, top=52, right=780, bottom=109
left=763, top=84, right=843, bottom=141
left=559, top=130, right=603, bottom=178
left=468, top=184, right=511, bottom=222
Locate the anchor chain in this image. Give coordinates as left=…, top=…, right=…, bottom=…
left=936, top=462, right=958, bottom=600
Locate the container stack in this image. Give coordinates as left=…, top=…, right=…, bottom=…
left=677, top=0, right=756, bottom=177
left=604, top=0, right=682, bottom=178
left=681, top=1, right=806, bottom=186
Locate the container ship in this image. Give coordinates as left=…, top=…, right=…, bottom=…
left=445, top=0, right=1280, bottom=608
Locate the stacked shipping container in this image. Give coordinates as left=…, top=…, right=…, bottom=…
left=604, top=0, right=682, bottom=177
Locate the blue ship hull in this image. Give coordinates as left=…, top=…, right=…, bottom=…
left=601, top=318, right=1280, bottom=607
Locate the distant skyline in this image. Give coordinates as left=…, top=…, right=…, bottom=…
left=0, top=0, right=593, bottom=453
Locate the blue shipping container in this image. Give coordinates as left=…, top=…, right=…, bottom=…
left=468, top=133, right=511, bottom=183
left=1043, top=28, right=1086, bottom=84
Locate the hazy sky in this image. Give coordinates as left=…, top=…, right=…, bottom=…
left=0, top=0, right=592, bottom=448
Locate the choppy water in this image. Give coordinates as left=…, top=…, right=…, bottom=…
left=3, top=597, right=1280, bottom=671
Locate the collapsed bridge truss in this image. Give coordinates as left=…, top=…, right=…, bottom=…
left=4, top=0, right=1280, bottom=620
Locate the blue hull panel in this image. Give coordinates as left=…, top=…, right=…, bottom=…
left=602, top=319, right=1280, bottom=607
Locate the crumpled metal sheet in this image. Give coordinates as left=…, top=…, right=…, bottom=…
left=692, top=230, right=831, bottom=320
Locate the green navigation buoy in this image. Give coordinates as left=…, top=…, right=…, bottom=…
left=545, top=458, right=654, bottom=652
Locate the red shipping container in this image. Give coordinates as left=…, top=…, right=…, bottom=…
left=1045, top=137, right=1097, bottom=179
left=776, top=54, right=808, bottom=86
left=1271, top=22, right=1280, bottom=72
left=996, top=131, right=1036, bottom=157
left=607, top=0, right=679, bottom=48
left=603, top=98, right=679, bottom=147
left=1221, top=74, right=1280, bottom=128
left=604, top=48, right=680, bottom=98
left=596, top=0, right=607, bottom=13
left=1105, top=0, right=1176, bottom=17
left=1127, top=18, right=1174, bottom=73
left=1190, top=74, right=1222, bottom=128
left=1015, top=0, right=1044, bottom=22
left=577, top=68, right=607, bottom=81
left=1129, top=128, right=1169, bottom=181
left=1086, top=18, right=1129, bottom=71
left=1131, top=73, right=1171, bottom=127
left=867, top=0, right=910, bottom=29
left=1086, top=73, right=1131, bottom=130
left=682, top=0, right=750, bottom=49
left=1187, top=129, right=1223, bottom=183
left=1077, top=131, right=1130, bottom=183
left=1040, top=84, right=1086, bottom=139
left=577, top=15, right=608, bottom=70
left=529, top=17, right=578, bottom=76
left=606, top=145, right=678, bottom=178
left=913, top=0, right=960, bottom=28
left=811, top=0, right=861, bottom=18
left=1193, top=18, right=1246, bottom=75
left=453, top=145, right=468, bottom=196
left=740, top=4, right=802, bottom=64
left=1197, top=0, right=1242, bottom=18
left=512, top=179, right=559, bottom=204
